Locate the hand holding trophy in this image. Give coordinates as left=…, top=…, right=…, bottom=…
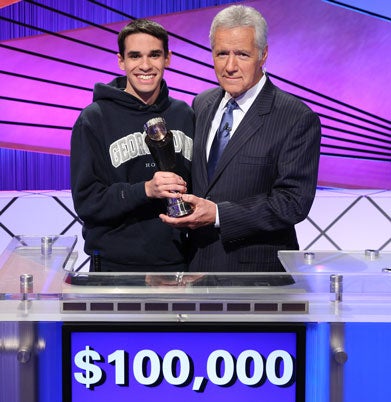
left=144, top=117, right=193, bottom=217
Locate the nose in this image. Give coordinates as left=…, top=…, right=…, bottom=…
left=139, top=56, right=152, bottom=70
left=225, top=52, right=237, bottom=72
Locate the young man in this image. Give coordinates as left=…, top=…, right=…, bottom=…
left=71, top=19, right=194, bottom=272
left=160, top=5, right=321, bottom=277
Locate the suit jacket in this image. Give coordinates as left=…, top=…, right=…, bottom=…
left=188, top=76, right=321, bottom=273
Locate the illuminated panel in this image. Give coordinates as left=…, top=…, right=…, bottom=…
left=324, top=0, right=391, bottom=20
left=62, top=322, right=306, bottom=402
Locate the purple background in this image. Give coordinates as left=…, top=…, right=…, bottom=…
left=0, top=0, right=390, bottom=189
left=69, top=329, right=299, bottom=402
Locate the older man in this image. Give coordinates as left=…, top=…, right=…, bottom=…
left=160, top=5, right=321, bottom=276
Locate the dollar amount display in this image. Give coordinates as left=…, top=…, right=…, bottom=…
left=73, top=347, right=294, bottom=391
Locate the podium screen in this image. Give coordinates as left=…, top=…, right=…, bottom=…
left=62, top=322, right=305, bottom=402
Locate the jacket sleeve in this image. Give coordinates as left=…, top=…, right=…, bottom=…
left=218, top=108, right=321, bottom=243
left=70, top=113, right=150, bottom=225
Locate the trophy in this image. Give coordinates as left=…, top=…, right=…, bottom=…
left=144, top=117, right=193, bottom=217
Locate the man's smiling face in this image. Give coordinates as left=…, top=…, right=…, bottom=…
left=118, top=32, right=171, bottom=105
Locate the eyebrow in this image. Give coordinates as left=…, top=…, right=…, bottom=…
left=126, top=49, right=164, bottom=57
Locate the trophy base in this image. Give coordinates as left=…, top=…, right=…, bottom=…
left=167, top=198, right=193, bottom=218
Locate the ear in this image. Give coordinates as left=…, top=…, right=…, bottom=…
left=164, top=50, right=172, bottom=68
left=117, top=53, right=125, bottom=71
left=260, top=45, right=268, bottom=67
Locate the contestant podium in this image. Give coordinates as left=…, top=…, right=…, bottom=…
left=1, top=236, right=391, bottom=402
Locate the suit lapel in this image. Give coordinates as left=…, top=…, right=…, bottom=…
left=197, top=90, right=224, bottom=188
left=206, top=78, right=276, bottom=189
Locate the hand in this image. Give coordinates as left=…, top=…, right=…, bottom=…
left=159, top=194, right=217, bottom=230
left=145, top=171, right=187, bottom=199
left=145, top=274, right=179, bottom=287
left=145, top=273, right=205, bottom=287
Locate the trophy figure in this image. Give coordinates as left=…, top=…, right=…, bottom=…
left=144, top=117, right=193, bottom=217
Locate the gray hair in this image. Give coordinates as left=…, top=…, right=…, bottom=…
left=209, top=5, right=268, bottom=58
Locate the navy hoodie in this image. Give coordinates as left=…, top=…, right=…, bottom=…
left=71, top=76, right=194, bottom=271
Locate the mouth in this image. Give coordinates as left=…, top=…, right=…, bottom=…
left=223, top=75, right=240, bottom=81
left=136, top=74, right=155, bottom=81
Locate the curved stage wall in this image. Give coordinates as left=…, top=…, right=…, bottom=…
left=0, top=188, right=390, bottom=271
left=0, top=0, right=390, bottom=190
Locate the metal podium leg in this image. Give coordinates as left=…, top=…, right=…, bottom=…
left=0, top=321, right=38, bottom=402
left=330, top=322, right=348, bottom=402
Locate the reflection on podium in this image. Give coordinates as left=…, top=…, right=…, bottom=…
left=1, top=236, right=391, bottom=402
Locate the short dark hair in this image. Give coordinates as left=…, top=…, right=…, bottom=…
left=118, top=18, right=169, bottom=58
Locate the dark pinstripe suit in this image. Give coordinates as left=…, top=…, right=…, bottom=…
left=188, top=76, right=321, bottom=273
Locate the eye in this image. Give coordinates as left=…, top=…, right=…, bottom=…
left=128, top=52, right=141, bottom=59
left=215, top=51, right=229, bottom=58
left=235, top=51, right=250, bottom=60
left=150, top=51, right=163, bottom=59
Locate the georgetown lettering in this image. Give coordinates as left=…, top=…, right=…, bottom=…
left=109, top=130, right=193, bottom=168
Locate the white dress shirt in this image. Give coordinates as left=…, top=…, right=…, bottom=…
left=208, top=74, right=267, bottom=227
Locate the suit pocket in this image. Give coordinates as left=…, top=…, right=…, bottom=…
left=238, top=155, right=272, bottom=166
left=237, top=244, right=284, bottom=273
left=238, top=244, right=279, bottom=263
